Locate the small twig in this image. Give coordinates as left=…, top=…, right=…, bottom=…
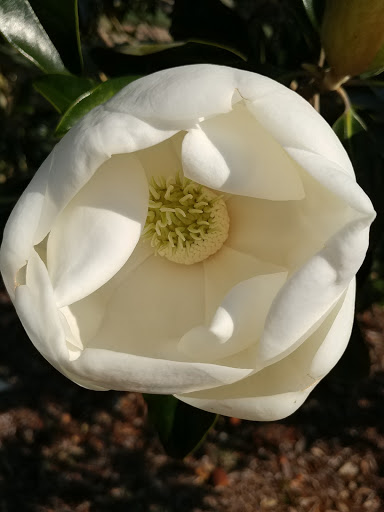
left=312, top=93, right=320, bottom=112
left=336, top=86, right=351, bottom=113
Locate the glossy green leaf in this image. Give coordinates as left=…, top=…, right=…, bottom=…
left=55, top=76, right=140, bottom=137
left=301, top=0, right=325, bottom=30
left=33, top=74, right=95, bottom=113
left=0, top=0, right=66, bottom=73
left=144, top=394, right=218, bottom=458
left=90, top=41, right=246, bottom=78
left=361, top=44, right=384, bottom=78
left=333, top=107, right=366, bottom=142
left=29, top=0, right=83, bottom=74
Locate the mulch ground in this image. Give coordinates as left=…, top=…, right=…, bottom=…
left=0, top=281, right=383, bottom=512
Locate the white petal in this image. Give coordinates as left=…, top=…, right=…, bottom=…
left=176, top=283, right=355, bottom=420
left=14, top=248, right=253, bottom=394
left=245, top=89, right=354, bottom=176
left=60, top=250, right=254, bottom=394
left=47, top=153, right=148, bottom=307
left=259, top=221, right=369, bottom=364
left=182, top=102, right=304, bottom=200
left=87, top=254, right=205, bottom=360
left=203, top=245, right=285, bottom=319
left=179, top=270, right=287, bottom=363
left=257, top=150, right=375, bottom=364
left=0, top=156, right=51, bottom=299
left=178, top=386, right=315, bottom=421
left=60, top=241, right=154, bottom=350
left=226, top=159, right=354, bottom=269
left=286, top=147, right=375, bottom=216
left=34, top=109, right=177, bottom=244
left=14, top=249, right=68, bottom=366
left=106, top=64, right=239, bottom=122
left=309, top=278, right=355, bottom=378
left=67, top=347, right=253, bottom=394
left=135, top=131, right=184, bottom=181
left=12, top=249, right=112, bottom=390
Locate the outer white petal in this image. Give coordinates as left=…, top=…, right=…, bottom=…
left=176, top=281, right=355, bottom=420
left=258, top=150, right=375, bottom=364
left=107, top=64, right=353, bottom=176
left=0, top=108, right=177, bottom=303
left=243, top=85, right=354, bottom=176
left=14, top=246, right=253, bottom=394
left=35, top=109, right=177, bottom=243
left=0, top=156, right=51, bottom=300
left=14, top=249, right=68, bottom=365
left=105, top=65, right=240, bottom=122
left=182, top=102, right=304, bottom=200
left=67, top=348, right=253, bottom=395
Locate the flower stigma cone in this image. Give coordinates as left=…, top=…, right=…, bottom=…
left=142, top=173, right=229, bottom=264
left=0, top=65, right=376, bottom=421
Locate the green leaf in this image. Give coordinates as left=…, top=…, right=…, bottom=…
left=55, top=76, right=140, bottom=137
left=301, top=0, right=325, bottom=30
left=333, top=107, right=366, bottom=142
left=144, top=394, right=218, bottom=459
left=361, top=44, right=384, bottom=78
left=33, top=74, right=95, bottom=113
left=119, top=42, right=186, bottom=56
left=0, top=0, right=66, bottom=73
left=90, top=41, right=246, bottom=78
left=29, top=0, right=83, bottom=74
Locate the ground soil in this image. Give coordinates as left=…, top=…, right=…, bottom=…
left=0, top=280, right=384, bottom=512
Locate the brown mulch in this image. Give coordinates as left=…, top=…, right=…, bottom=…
left=0, top=282, right=383, bottom=512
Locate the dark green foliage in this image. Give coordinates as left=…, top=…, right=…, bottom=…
left=144, top=394, right=218, bottom=458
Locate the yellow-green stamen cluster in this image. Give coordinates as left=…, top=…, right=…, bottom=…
left=142, top=174, right=229, bottom=264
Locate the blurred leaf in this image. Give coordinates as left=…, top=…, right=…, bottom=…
left=91, top=42, right=246, bottom=77
left=301, top=0, right=325, bottom=30
left=361, top=45, right=384, bottom=78
left=333, top=107, right=366, bottom=143
left=28, top=0, right=83, bottom=74
left=144, top=395, right=178, bottom=443
left=120, top=42, right=186, bottom=56
left=0, top=0, right=66, bottom=73
left=33, top=74, right=95, bottom=113
left=144, top=394, right=218, bottom=458
left=55, top=76, right=140, bottom=137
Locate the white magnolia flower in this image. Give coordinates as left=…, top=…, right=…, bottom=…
left=0, top=65, right=375, bottom=420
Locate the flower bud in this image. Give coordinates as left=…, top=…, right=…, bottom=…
left=321, top=0, right=384, bottom=84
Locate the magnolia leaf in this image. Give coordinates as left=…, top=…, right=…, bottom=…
left=301, top=0, right=325, bottom=30
left=33, top=74, right=95, bottom=113
left=90, top=41, right=246, bottom=77
left=55, top=76, right=140, bottom=137
left=119, top=42, right=186, bottom=56
left=333, top=107, right=366, bottom=142
left=361, top=45, right=384, bottom=78
left=0, top=0, right=66, bottom=73
left=29, top=0, right=83, bottom=74
left=333, top=104, right=382, bottom=227
left=144, top=394, right=218, bottom=458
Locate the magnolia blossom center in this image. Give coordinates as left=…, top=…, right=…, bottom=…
left=141, top=174, right=229, bottom=264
